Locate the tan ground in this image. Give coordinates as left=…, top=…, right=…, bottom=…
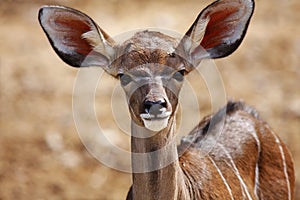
left=0, top=0, right=299, bottom=199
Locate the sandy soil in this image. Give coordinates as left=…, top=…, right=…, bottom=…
left=0, top=0, right=299, bottom=199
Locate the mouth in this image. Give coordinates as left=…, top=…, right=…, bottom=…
left=140, top=111, right=171, bottom=132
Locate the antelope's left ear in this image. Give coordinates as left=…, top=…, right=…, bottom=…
left=38, top=5, right=117, bottom=74
left=183, top=0, right=254, bottom=62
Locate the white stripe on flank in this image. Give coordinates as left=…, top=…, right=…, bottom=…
left=270, top=129, right=291, bottom=200
left=248, top=129, right=261, bottom=199
left=254, top=164, right=260, bottom=199
left=219, top=144, right=253, bottom=200
left=208, top=155, right=235, bottom=200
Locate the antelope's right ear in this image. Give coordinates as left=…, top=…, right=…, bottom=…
left=38, top=6, right=116, bottom=71
left=182, top=0, right=254, bottom=64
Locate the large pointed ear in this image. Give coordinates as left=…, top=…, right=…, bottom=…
left=38, top=6, right=116, bottom=71
left=183, top=0, right=254, bottom=62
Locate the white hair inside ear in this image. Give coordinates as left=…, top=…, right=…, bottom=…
left=81, top=29, right=115, bottom=60
left=189, top=18, right=209, bottom=53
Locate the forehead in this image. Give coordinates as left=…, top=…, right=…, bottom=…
left=115, top=30, right=183, bottom=76
left=123, top=30, right=178, bottom=53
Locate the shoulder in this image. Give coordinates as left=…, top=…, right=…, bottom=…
left=179, top=100, right=261, bottom=152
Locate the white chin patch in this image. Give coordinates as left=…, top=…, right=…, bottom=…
left=141, top=117, right=170, bottom=132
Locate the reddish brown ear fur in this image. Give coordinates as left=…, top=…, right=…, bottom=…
left=38, top=6, right=107, bottom=67
left=186, top=0, right=254, bottom=59
left=51, top=13, right=94, bottom=56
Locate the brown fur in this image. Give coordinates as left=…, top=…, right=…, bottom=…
left=38, top=1, right=295, bottom=199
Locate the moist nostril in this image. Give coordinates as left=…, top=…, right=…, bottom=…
left=144, top=101, right=153, bottom=113
left=161, top=101, right=167, bottom=108
left=144, top=100, right=167, bottom=115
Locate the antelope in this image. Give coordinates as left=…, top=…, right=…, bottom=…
left=38, top=0, right=295, bottom=199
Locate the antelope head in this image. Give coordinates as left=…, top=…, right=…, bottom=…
left=38, top=0, right=254, bottom=132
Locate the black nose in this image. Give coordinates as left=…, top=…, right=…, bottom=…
left=144, top=100, right=167, bottom=116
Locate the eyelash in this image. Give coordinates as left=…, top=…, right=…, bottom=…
left=119, top=74, right=133, bottom=86
left=172, top=70, right=185, bottom=81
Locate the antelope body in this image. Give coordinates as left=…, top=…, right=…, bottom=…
left=38, top=0, right=295, bottom=199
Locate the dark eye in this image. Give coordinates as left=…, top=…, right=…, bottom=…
left=168, top=52, right=176, bottom=57
left=172, top=70, right=185, bottom=82
left=119, top=74, right=132, bottom=86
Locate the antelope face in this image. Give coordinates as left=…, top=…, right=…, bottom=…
left=114, top=41, right=188, bottom=131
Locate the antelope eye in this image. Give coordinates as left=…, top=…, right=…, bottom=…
left=168, top=52, right=176, bottom=57
left=119, top=74, right=132, bottom=86
left=172, top=70, right=185, bottom=82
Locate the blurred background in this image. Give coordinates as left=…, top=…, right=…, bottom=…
left=0, top=0, right=299, bottom=199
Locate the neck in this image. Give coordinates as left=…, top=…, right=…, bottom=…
left=130, top=117, right=187, bottom=200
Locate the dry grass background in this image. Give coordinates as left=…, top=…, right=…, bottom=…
left=0, top=0, right=299, bottom=199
